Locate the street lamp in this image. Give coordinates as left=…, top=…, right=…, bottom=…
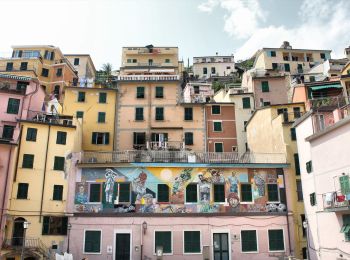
left=67, top=223, right=72, bottom=253
left=20, top=221, right=30, bottom=260
left=142, top=221, right=147, bottom=235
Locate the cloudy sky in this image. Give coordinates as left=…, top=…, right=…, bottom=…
left=0, top=0, right=349, bottom=70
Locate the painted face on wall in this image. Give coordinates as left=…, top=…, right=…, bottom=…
left=227, top=193, right=239, bottom=208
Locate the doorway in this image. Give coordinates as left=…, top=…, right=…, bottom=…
left=115, top=233, right=131, bottom=260
left=12, top=217, right=25, bottom=246
left=213, top=233, right=229, bottom=260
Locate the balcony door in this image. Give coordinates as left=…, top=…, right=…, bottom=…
left=12, top=217, right=25, bottom=246
left=115, top=232, right=131, bottom=260
left=213, top=233, right=229, bottom=260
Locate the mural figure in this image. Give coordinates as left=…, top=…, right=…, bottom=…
left=208, top=169, right=225, bottom=183
left=199, top=184, right=210, bottom=203
left=140, top=194, right=156, bottom=213
left=254, top=172, right=266, bottom=197
left=266, top=203, right=286, bottom=212
left=104, top=169, right=118, bottom=204
left=75, top=184, right=88, bottom=204
left=132, top=171, right=148, bottom=202
left=172, top=168, right=192, bottom=195
left=227, top=172, right=239, bottom=193
left=227, top=193, right=240, bottom=208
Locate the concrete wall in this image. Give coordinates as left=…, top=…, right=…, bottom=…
left=253, top=77, right=289, bottom=108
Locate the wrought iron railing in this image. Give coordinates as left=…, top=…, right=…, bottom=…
left=80, top=151, right=286, bottom=164
left=274, top=112, right=304, bottom=123
left=2, top=237, right=48, bottom=254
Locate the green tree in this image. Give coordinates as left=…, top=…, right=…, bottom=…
left=102, top=63, right=113, bottom=77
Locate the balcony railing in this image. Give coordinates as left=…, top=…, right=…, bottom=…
left=322, top=191, right=350, bottom=211
left=0, top=64, right=38, bottom=75
left=24, top=110, right=74, bottom=126
left=80, top=151, right=286, bottom=164
left=117, top=75, right=180, bottom=82
left=275, top=112, right=304, bottom=123
left=147, top=141, right=185, bottom=150
left=2, top=237, right=48, bottom=256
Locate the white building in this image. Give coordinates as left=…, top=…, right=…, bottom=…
left=193, top=55, right=235, bottom=79
left=65, top=54, right=96, bottom=87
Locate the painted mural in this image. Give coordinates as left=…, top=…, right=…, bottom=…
left=74, top=167, right=286, bottom=214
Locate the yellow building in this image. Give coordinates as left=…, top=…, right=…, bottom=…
left=63, top=86, right=117, bottom=151
left=246, top=102, right=307, bottom=259
left=340, top=61, right=350, bottom=97
left=1, top=111, right=81, bottom=259
left=0, top=45, right=77, bottom=102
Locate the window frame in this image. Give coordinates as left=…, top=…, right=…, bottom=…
left=7, top=98, right=20, bottom=114
left=56, top=68, right=62, bottom=77
left=97, top=112, right=106, bottom=123
left=155, top=86, right=164, bottom=98
left=157, top=184, right=170, bottom=203
left=118, top=182, right=131, bottom=203
left=240, top=229, right=258, bottom=253
left=53, top=185, right=63, bottom=201
left=154, top=230, right=173, bottom=255
left=267, top=183, right=279, bottom=202
left=83, top=229, right=102, bottom=254
left=77, top=92, right=86, bottom=102
left=242, top=97, right=251, bottom=109
left=99, top=92, right=107, bottom=103
left=136, top=86, right=145, bottom=99
left=261, top=81, right=269, bottom=92
left=214, top=142, right=224, bottom=153
left=56, top=131, right=67, bottom=145
left=42, top=216, right=68, bottom=236
left=213, top=183, right=225, bottom=203
left=155, top=107, right=164, bottom=121
left=53, top=156, right=65, bottom=171
left=88, top=183, right=102, bottom=203
left=22, top=154, right=34, bottom=169
left=41, top=68, right=49, bottom=77
left=240, top=183, right=253, bottom=203
left=183, top=230, right=202, bottom=254
left=135, top=107, right=144, bottom=121
left=213, top=121, right=223, bottom=132
left=185, top=183, right=198, bottom=203
left=267, top=229, right=285, bottom=252
left=184, top=132, right=194, bottom=145
left=91, top=132, right=109, bottom=145
left=17, top=183, right=29, bottom=199
left=76, top=111, right=84, bottom=119
left=211, top=105, right=221, bottom=115
left=74, top=58, right=80, bottom=66
left=184, top=107, right=193, bottom=121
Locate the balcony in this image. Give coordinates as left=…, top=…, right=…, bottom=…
left=22, top=110, right=74, bottom=127
left=322, top=191, right=350, bottom=212
left=80, top=151, right=286, bottom=164
left=275, top=112, right=304, bottom=124
left=117, top=75, right=180, bottom=82
left=0, top=64, right=38, bottom=76
left=2, top=237, right=49, bottom=258
left=0, top=126, right=20, bottom=143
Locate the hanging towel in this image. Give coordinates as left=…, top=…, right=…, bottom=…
left=325, top=192, right=334, bottom=203
left=337, top=194, right=345, bottom=202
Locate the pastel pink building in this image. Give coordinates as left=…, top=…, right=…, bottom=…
left=0, top=73, right=45, bottom=246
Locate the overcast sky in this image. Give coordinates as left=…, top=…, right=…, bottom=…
left=0, top=0, right=349, bottom=70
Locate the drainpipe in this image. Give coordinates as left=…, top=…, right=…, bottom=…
left=148, top=83, right=152, bottom=142
left=39, top=125, right=51, bottom=223
left=282, top=168, right=292, bottom=256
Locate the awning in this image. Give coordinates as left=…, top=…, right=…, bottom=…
left=340, top=224, right=350, bottom=233
left=310, top=84, right=342, bottom=91
left=0, top=73, right=32, bottom=81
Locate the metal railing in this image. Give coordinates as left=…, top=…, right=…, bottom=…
left=147, top=141, right=185, bottom=150
left=117, top=75, right=180, bottom=81
left=80, top=151, right=286, bottom=164
left=322, top=191, right=350, bottom=210
left=275, top=112, right=304, bottom=123
left=25, top=110, right=74, bottom=126
left=2, top=237, right=48, bottom=253
left=0, top=64, right=38, bottom=74
left=0, top=125, right=20, bottom=143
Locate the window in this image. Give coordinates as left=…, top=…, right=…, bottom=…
left=155, top=231, right=172, bottom=254
left=267, top=184, right=279, bottom=202
left=341, top=215, right=350, bottom=242
left=268, top=229, right=285, bottom=251
left=302, top=247, right=307, bottom=259
left=92, top=132, right=109, bottom=145
left=214, top=142, right=223, bottom=153
left=155, top=86, right=164, bottom=98
left=22, top=154, right=34, bottom=169
left=320, top=53, right=326, bottom=60
left=6, top=62, right=13, bottom=71
left=340, top=175, right=350, bottom=195
left=184, top=231, right=201, bottom=253
left=186, top=183, right=198, bottom=203
left=155, top=107, right=164, bottom=120
left=7, top=98, right=20, bottom=114
left=84, top=230, right=101, bottom=253
left=272, top=63, right=278, bottom=70
left=306, top=161, right=312, bottom=173
left=242, top=97, right=251, bottom=109
left=301, top=214, right=306, bottom=237
left=77, top=92, right=85, bottom=102
left=261, top=81, right=269, bottom=92
left=41, top=68, right=49, bottom=77
left=293, top=107, right=301, bottom=118
left=270, top=51, right=276, bottom=57
left=241, top=230, right=257, bottom=252
left=56, top=68, right=62, bottom=77
left=137, top=86, right=145, bottom=98
left=296, top=180, right=303, bottom=201
left=76, top=111, right=84, bottom=118
left=2, top=125, right=15, bottom=139
left=263, top=101, right=271, bottom=106
left=213, top=121, right=222, bottom=132
left=89, top=183, right=102, bottom=202
left=184, top=107, right=193, bottom=120
left=53, top=185, right=63, bottom=201
left=99, top=92, right=107, bottom=103
left=211, top=105, right=221, bottom=114
left=310, top=192, right=316, bottom=206
left=290, top=128, right=296, bottom=141
left=135, top=107, right=144, bottom=121
left=203, top=67, right=207, bottom=75
left=119, top=183, right=130, bottom=202
left=56, top=131, right=67, bottom=145
left=310, top=76, right=316, bottom=82
left=284, top=64, right=290, bottom=72
left=165, top=59, right=170, bottom=63
left=54, top=156, right=65, bottom=171
left=211, top=67, right=216, bottom=74
left=42, top=216, right=67, bottom=235
left=184, top=132, right=193, bottom=145
left=74, top=58, right=80, bottom=65
left=294, top=154, right=300, bottom=175
left=157, top=184, right=169, bottom=203
left=240, top=184, right=252, bottom=202
left=133, top=132, right=146, bottom=146
left=98, top=112, right=106, bottom=123
left=148, top=59, right=153, bottom=65
left=20, top=62, right=28, bottom=71
left=17, top=183, right=28, bottom=199
left=213, top=184, right=225, bottom=202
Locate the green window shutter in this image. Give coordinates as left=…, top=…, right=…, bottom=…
left=291, top=128, right=296, bottom=141
left=213, top=121, right=222, bottom=131
left=214, top=184, right=225, bottom=202
left=157, top=184, right=169, bottom=202
left=262, top=81, right=269, bottom=92
left=78, top=92, right=85, bottom=102
left=53, top=185, right=63, bottom=200
left=26, top=128, right=37, bottom=141
left=84, top=230, right=101, bottom=253
left=54, top=156, right=65, bottom=171
left=186, top=184, right=198, bottom=203
left=17, top=183, right=29, bottom=199
left=272, top=63, right=278, bottom=70
left=119, top=183, right=130, bottom=202
left=56, top=131, right=67, bottom=145
left=76, top=111, right=84, bottom=118
left=22, top=154, right=34, bottom=169
left=155, top=86, right=164, bottom=98
left=294, top=154, right=300, bottom=175
left=267, top=184, right=279, bottom=201
left=306, top=161, right=312, bottom=173
left=214, top=143, right=223, bottom=152
left=89, top=184, right=101, bottom=202
left=310, top=192, right=316, bottom=206
left=155, top=107, right=164, bottom=120
left=155, top=231, right=172, bottom=254
left=98, top=112, right=106, bottom=123
left=268, top=230, right=284, bottom=251
left=135, top=108, right=144, bottom=120
left=340, top=176, right=350, bottom=195
left=105, top=133, right=110, bottom=144
left=284, top=64, right=290, bottom=72
left=184, top=132, right=193, bottom=145
left=61, top=217, right=68, bottom=235
left=99, top=92, right=107, bottom=103
left=271, top=51, right=276, bottom=57
left=184, top=107, right=193, bottom=120
left=241, top=184, right=252, bottom=202
left=7, top=98, right=20, bottom=114
left=91, top=132, right=97, bottom=144
left=212, top=105, right=220, bottom=114
left=241, top=230, right=257, bottom=252
left=242, top=97, right=251, bottom=109
left=184, top=231, right=200, bottom=253
left=42, top=216, right=50, bottom=235
left=137, top=87, right=145, bottom=98
left=3, top=125, right=15, bottom=139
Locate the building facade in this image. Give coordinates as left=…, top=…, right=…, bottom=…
left=65, top=54, right=96, bottom=88
left=193, top=55, right=235, bottom=79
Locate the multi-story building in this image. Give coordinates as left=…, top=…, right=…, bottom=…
left=193, top=55, right=235, bottom=79
left=214, top=87, right=255, bottom=155
left=341, top=62, right=350, bottom=98
left=0, top=45, right=78, bottom=101
left=65, top=54, right=96, bottom=87
left=246, top=103, right=307, bottom=260
left=293, top=94, right=350, bottom=260
left=0, top=111, right=82, bottom=259
left=63, top=86, right=117, bottom=151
